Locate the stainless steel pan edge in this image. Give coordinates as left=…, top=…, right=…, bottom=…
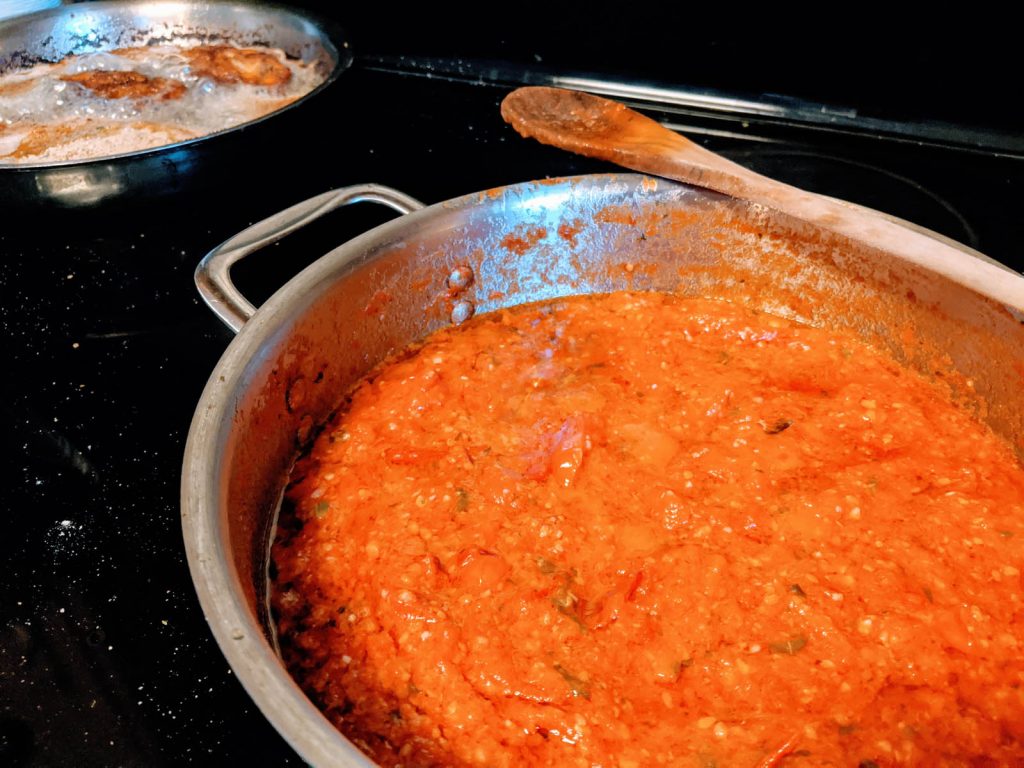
left=182, top=174, right=1024, bottom=766
left=184, top=184, right=428, bottom=768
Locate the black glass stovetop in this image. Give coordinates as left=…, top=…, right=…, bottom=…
left=2, top=60, right=1022, bottom=767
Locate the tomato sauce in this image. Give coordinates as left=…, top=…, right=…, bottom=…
left=273, top=292, right=1024, bottom=767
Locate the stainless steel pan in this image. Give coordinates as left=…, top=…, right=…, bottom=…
left=182, top=174, right=1024, bottom=766
left=0, top=0, right=348, bottom=207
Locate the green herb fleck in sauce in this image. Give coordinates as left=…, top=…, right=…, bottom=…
left=553, top=663, right=591, bottom=699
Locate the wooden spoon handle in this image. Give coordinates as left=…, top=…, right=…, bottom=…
left=501, top=87, right=1024, bottom=312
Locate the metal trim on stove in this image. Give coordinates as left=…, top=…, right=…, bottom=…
left=363, top=55, right=1024, bottom=157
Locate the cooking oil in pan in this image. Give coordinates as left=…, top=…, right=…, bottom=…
left=0, top=44, right=326, bottom=164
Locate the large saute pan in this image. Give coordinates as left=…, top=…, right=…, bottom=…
left=182, top=175, right=1024, bottom=766
left=0, top=0, right=347, bottom=208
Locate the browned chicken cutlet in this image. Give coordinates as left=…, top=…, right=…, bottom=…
left=183, top=45, right=292, bottom=86
left=6, top=120, right=195, bottom=160
left=61, top=70, right=186, bottom=100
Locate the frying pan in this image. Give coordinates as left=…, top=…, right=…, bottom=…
left=0, top=0, right=348, bottom=208
left=181, top=174, right=1024, bottom=765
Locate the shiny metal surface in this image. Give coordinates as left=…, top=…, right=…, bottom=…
left=0, top=0, right=348, bottom=207
left=0, top=0, right=61, bottom=23
left=196, top=184, right=425, bottom=333
left=501, top=87, right=1024, bottom=312
left=182, top=173, right=1024, bottom=766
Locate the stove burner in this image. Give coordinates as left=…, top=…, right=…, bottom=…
left=720, top=149, right=980, bottom=249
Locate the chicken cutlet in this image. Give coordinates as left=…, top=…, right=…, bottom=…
left=183, top=45, right=292, bottom=86
left=6, top=119, right=196, bottom=162
left=60, top=70, right=186, bottom=100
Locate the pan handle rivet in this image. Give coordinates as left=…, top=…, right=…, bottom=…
left=451, top=299, right=475, bottom=325
left=447, top=265, right=474, bottom=292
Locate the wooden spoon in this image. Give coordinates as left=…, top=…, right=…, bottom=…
left=501, top=86, right=1024, bottom=312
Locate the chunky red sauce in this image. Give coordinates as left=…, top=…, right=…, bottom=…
left=273, top=293, right=1024, bottom=767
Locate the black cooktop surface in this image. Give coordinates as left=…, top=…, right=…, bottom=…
left=2, top=57, right=1023, bottom=766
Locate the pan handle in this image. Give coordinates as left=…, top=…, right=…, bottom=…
left=195, top=184, right=425, bottom=333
